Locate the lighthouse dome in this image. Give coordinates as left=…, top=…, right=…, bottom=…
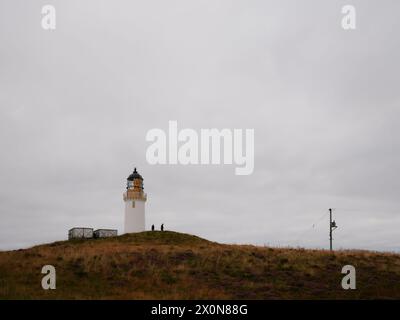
left=127, top=168, right=143, bottom=181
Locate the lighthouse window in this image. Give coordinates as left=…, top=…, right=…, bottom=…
left=132, top=201, right=135, bottom=208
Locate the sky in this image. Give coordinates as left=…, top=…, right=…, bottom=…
left=0, top=0, right=399, bottom=252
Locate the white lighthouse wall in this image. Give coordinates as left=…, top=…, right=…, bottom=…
left=124, top=199, right=145, bottom=233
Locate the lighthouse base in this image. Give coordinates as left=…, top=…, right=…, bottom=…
left=124, top=199, right=145, bottom=233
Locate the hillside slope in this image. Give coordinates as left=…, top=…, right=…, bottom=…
left=0, top=231, right=399, bottom=299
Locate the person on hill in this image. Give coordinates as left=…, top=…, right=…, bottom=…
left=151, top=224, right=155, bottom=231
left=161, top=223, right=164, bottom=231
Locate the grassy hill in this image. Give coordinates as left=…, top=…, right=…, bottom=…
left=0, top=231, right=399, bottom=299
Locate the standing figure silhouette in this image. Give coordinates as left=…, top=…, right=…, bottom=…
left=161, top=224, right=164, bottom=232
left=151, top=224, right=155, bottom=231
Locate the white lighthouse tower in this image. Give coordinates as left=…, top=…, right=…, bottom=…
left=123, top=168, right=147, bottom=233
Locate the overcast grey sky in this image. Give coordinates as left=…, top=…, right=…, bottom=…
left=1, top=0, right=399, bottom=252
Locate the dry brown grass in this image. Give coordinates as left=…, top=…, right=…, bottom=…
left=0, top=231, right=399, bottom=299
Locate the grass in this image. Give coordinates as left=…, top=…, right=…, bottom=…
left=0, top=231, right=399, bottom=299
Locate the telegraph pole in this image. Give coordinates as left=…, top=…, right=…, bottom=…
left=329, top=208, right=338, bottom=251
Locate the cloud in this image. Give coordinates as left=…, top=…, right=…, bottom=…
left=0, top=0, right=399, bottom=252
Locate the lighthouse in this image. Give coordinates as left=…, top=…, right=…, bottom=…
left=123, top=168, right=147, bottom=233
